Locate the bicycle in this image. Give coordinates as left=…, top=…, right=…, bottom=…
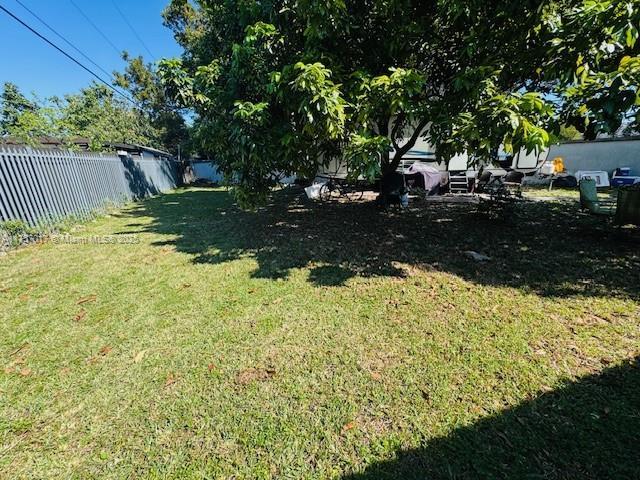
left=317, top=175, right=365, bottom=202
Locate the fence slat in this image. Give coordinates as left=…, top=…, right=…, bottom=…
left=40, top=150, right=66, bottom=222
left=69, top=152, right=89, bottom=217
left=59, top=151, right=80, bottom=217
left=76, top=155, right=94, bottom=213
left=0, top=151, right=18, bottom=222
left=29, top=150, right=58, bottom=225
left=10, top=149, right=39, bottom=226
left=55, top=152, right=77, bottom=219
left=17, top=149, right=48, bottom=227
left=45, top=151, right=68, bottom=217
left=89, top=156, right=102, bottom=209
left=66, top=151, right=89, bottom=220
left=3, top=149, right=37, bottom=225
left=95, top=155, right=109, bottom=205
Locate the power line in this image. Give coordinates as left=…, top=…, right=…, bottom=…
left=68, top=0, right=122, bottom=58
left=110, top=0, right=156, bottom=61
left=13, top=0, right=127, bottom=95
left=0, top=3, right=136, bottom=105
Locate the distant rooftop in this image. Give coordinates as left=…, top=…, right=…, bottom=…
left=560, top=135, right=640, bottom=145
left=0, top=136, right=173, bottom=158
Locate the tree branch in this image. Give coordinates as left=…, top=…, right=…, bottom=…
left=385, top=117, right=429, bottom=174
left=390, top=112, right=406, bottom=150
left=397, top=117, right=428, bottom=157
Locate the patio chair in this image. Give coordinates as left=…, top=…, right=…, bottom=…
left=473, top=170, right=493, bottom=194
left=579, top=178, right=615, bottom=216
left=614, top=186, right=640, bottom=226
left=480, top=171, right=523, bottom=202
left=502, top=170, right=524, bottom=198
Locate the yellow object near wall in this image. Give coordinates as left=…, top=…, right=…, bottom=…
left=552, top=157, right=565, bottom=174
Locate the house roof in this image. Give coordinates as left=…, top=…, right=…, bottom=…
left=1, top=136, right=172, bottom=158
left=390, top=148, right=436, bottom=159
left=1, top=136, right=77, bottom=147
left=107, top=142, right=173, bottom=158
left=560, top=135, right=640, bottom=145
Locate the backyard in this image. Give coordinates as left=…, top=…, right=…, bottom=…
left=1, top=187, right=639, bottom=479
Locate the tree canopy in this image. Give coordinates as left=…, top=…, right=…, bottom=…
left=0, top=56, right=191, bottom=155
left=115, top=53, right=191, bottom=156
left=0, top=82, right=37, bottom=135
left=0, top=82, right=157, bottom=150
left=62, top=84, right=158, bottom=149
left=159, top=0, right=640, bottom=207
left=0, top=83, right=63, bottom=142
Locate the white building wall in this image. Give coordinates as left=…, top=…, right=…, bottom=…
left=192, top=161, right=224, bottom=183
left=546, top=139, right=640, bottom=174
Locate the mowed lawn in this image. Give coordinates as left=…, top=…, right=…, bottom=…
left=1, top=187, right=639, bottom=479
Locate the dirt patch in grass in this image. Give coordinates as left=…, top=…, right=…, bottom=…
left=235, top=367, right=276, bottom=385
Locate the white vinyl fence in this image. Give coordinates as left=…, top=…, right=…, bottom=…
left=0, top=146, right=180, bottom=227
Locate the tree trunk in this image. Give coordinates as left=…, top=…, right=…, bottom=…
left=385, top=150, right=403, bottom=176
left=377, top=116, right=391, bottom=174
left=377, top=117, right=429, bottom=197
left=385, top=117, right=429, bottom=177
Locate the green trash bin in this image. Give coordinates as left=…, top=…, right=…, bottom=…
left=615, top=186, right=640, bottom=226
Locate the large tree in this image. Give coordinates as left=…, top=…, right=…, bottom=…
left=0, top=82, right=36, bottom=135
left=0, top=82, right=160, bottom=150
left=0, top=82, right=63, bottom=142
left=552, top=1, right=640, bottom=138
left=114, top=53, right=191, bottom=156
left=159, top=0, right=639, bottom=207
left=61, top=84, right=158, bottom=150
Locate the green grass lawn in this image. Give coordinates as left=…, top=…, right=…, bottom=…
left=522, top=185, right=618, bottom=201
left=1, top=187, right=639, bottom=479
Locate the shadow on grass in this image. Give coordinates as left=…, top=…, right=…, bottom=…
left=119, top=187, right=640, bottom=298
left=343, top=357, right=640, bottom=480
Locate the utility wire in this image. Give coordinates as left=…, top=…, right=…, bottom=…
left=68, top=0, right=122, bottom=58
left=13, top=0, right=128, bottom=97
left=110, top=0, right=156, bottom=61
left=0, top=3, right=136, bottom=105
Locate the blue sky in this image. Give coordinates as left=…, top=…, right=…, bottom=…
left=0, top=0, right=182, bottom=99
